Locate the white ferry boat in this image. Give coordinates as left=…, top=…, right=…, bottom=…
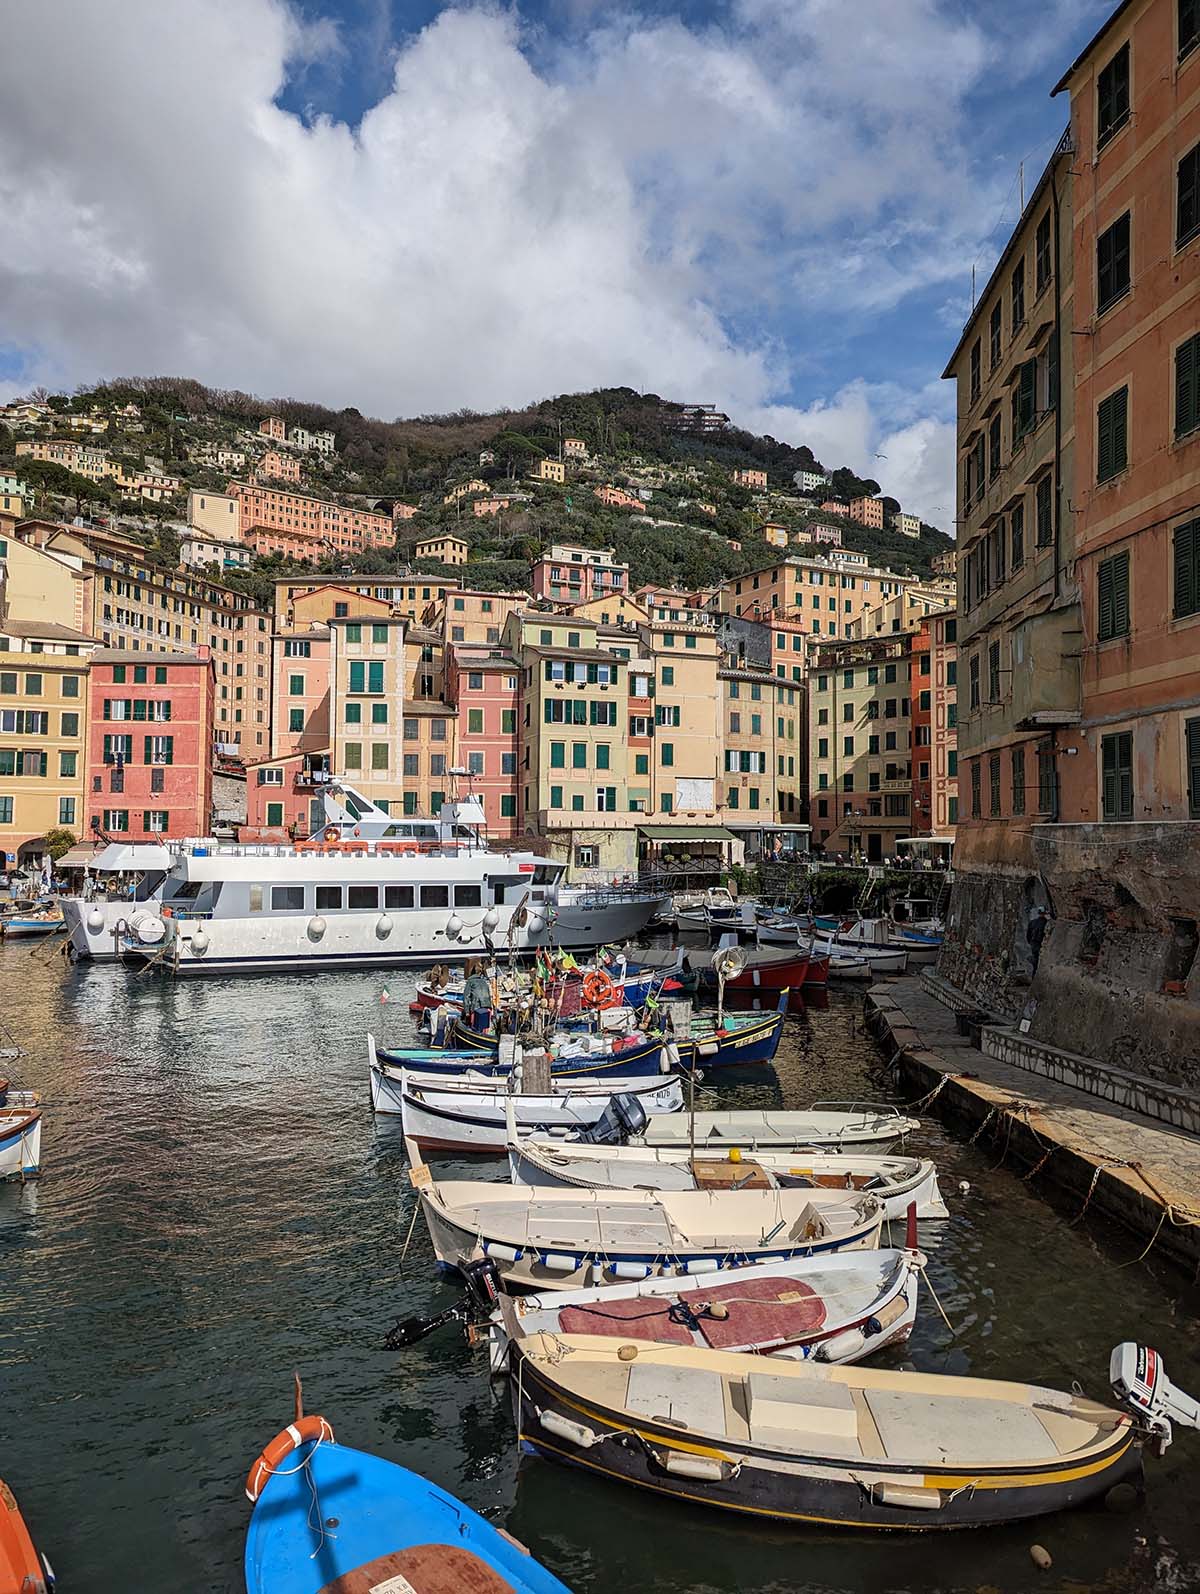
left=60, top=781, right=666, bottom=975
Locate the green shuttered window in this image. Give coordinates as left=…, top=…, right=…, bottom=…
left=1176, top=333, right=1200, bottom=441
left=1097, top=550, right=1130, bottom=640
left=1097, top=387, right=1128, bottom=482
left=1174, top=520, right=1200, bottom=619
left=1101, top=731, right=1134, bottom=821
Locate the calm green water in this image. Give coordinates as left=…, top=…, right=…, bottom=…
left=1, top=941, right=1199, bottom=1593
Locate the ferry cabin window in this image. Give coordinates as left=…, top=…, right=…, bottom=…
left=348, top=886, right=378, bottom=909
left=316, top=886, right=342, bottom=910
left=455, top=884, right=482, bottom=907
left=385, top=886, right=414, bottom=909
left=420, top=885, right=450, bottom=908
left=272, top=886, right=305, bottom=911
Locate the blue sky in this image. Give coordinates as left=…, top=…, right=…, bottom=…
left=0, top=0, right=1109, bottom=523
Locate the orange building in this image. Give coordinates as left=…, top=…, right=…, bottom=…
left=228, top=482, right=394, bottom=556
left=257, top=449, right=301, bottom=484
left=849, top=496, right=885, bottom=529
left=1052, top=0, right=1200, bottom=830
left=259, top=416, right=286, bottom=442
left=732, top=468, right=767, bottom=489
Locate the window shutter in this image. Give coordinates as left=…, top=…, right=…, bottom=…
left=1179, top=145, right=1199, bottom=247
left=1099, top=557, right=1114, bottom=636
left=1175, top=521, right=1198, bottom=618
left=1113, top=552, right=1129, bottom=636
left=143, top=735, right=152, bottom=766
left=1102, top=735, right=1118, bottom=818
left=1177, top=334, right=1199, bottom=440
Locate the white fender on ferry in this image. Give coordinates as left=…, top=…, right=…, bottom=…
left=527, top=912, right=546, bottom=936
left=307, top=915, right=326, bottom=941
left=445, top=913, right=464, bottom=941
left=189, top=927, right=210, bottom=954
left=482, top=907, right=500, bottom=934
left=376, top=914, right=392, bottom=939
left=86, top=908, right=105, bottom=933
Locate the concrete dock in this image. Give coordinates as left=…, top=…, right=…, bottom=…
left=865, top=976, right=1200, bottom=1275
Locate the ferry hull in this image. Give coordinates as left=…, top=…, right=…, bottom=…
left=62, top=895, right=665, bottom=972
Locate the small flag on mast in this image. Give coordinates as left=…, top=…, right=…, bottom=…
left=380, top=988, right=391, bottom=1004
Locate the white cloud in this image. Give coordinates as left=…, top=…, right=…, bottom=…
left=0, top=0, right=1082, bottom=524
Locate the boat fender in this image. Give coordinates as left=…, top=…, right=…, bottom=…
left=134, top=914, right=166, bottom=946
left=617, top=1344, right=639, bottom=1362
left=1030, top=1545, right=1053, bottom=1571
left=608, top=1261, right=652, bottom=1280
left=697, top=1041, right=720, bottom=1059
left=661, top=1452, right=726, bottom=1482
left=682, top=1258, right=720, bottom=1274
left=307, top=915, right=326, bottom=941
left=871, top=1483, right=944, bottom=1510
left=190, top=927, right=210, bottom=955
left=376, top=914, right=392, bottom=939
left=539, top=1410, right=597, bottom=1449
left=663, top=1042, right=681, bottom=1073
left=869, top=1293, right=911, bottom=1333
left=707, top=1302, right=730, bottom=1321
left=86, top=908, right=105, bottom=932
left=540, top=1252, right=579, bottom=1273
left=483, top=1242, right=522, bottom=1263
left=816, top=1327, right=866, bottom=1362
left=527, top=912, right=546, bottom=936
left=245, top=1416, right=335, bottom=1502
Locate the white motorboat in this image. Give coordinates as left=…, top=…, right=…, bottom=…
left=0, top=1106, right=41, bottom=1180
left=485, top=1247, right=922, bottom=1373
left=411, top=1160, right=885, bottom=1291
left=506, top=1126, right=948, bottom=1221
left=637, top=1105, right=920, bottom=1154
left=378, top=1066, right=685, bottom=1153
left=60, top=781, right=666, bottom=972
left=806, top=936, right=909, bottom=975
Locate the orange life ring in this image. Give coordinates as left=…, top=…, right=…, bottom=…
left=244, top=1415, right=335, bottom=1503
left=323, top=826, right=340, bottom=843
left=582, top=970, right=619, bottom=1009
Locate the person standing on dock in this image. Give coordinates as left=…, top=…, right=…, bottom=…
left=1027, top=907, right=1050, bottom=974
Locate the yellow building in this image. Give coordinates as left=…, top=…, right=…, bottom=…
left=399, top=701, right=457, bottom=818
left=438, top=588, right=525, bottom=649
left=640, top=618, right=722, bottom=820
left=808, top=635, right=913, bottom=861
left=188, top=489, right=241, bottom=542
left=846, top=584, right=955, bottom=640
left=532, top=459, right=566, bottom=484
left=416, top=535, right=469, bottom=568
left=573, top=591, right=650, bottom=629
left=506, top=610, right=634, bottom=874
left=719, top=554, right=918, bottom=643
left=328, top=614, right=407, bottom=810
left=272, top=574, right=460, bottom=629
left=442, top=479, right=489, bottom=505
left=0, top=617, right=95, bottom=863
left=719, top=665, right=778, bottom=826
left=763, top=525, right=789, bottom=549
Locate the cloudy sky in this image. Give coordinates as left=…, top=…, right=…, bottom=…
left=1, top=0, right=1106, bottom=525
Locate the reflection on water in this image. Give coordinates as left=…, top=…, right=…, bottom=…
left=1, top=944, right=1198, bottom=1592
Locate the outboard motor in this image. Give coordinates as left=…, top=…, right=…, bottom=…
left=462, top=1256, right=501, bottom=1313
left=577, top=1092, right=648, bottom=1146
left=384, top=1257, right=503, bottom=1350
left=1111, top=1343, right=1200, bottom=1454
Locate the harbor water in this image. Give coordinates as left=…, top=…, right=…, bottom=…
left=2, top=939, right=1199, bottom=1593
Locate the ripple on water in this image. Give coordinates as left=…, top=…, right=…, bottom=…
left=1, top=945, right=1199, bottom=1592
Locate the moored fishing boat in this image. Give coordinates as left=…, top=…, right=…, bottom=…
left=0, top=901, right=63, bottom=939
left=419, top=1001, right=786, bottom=1072
left=0, top=1106, right=42, bottom=1181
left=0, top=1475, right=53, bottom=1591
left=508, top=1334, right=1174, bottom=1529
left=486, top=1247, right=922, bottom=1374
left=638, top=1104, right=919, bottom=1154
left=379, top=1029, right=674, bottom=1081
left=374, top=1058, right=685, bottom=1153
left=806, top=937, right=908, bottom=976
left=243, top=1381, right=570, bottom=1593
left=506, top=1129, right=947, bottom=1221
left=409, top=1156, right=885, bottom=1290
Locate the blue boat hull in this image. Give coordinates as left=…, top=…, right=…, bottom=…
left=423, top=1010, right=784, bottom=1071
left=245, top=1434, right=570, bottom=1593
left=377, top=1038, right=668, bottom=1079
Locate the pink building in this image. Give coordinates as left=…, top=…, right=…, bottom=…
left=393, top=502, right=420, bottom=522
left=243, top=752, right=331, bottom=837
left=732, top=468, right=768, bottom=489
left=271, top=626, right=331, bottom=757
left=259, top=416, right=286, bottom=442
left=446, top=647, right=520, bottom=837
left=258, top=449, right=301, bottom=484
left=473, top=496, right=511, bottom=517
left=593, top=485, right=642, bottom=511
left=84, top=647, right=215, bottom=840
left=808, top=522, right=843, bottom=546
left=820, top=500, right=850, bottom=517
left=530, top=544, right=629, bottom=606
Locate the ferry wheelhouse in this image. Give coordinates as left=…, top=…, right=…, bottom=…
left=61, top=781, right=666, bottom=975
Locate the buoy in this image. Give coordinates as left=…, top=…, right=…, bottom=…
left=617, top=1344, right=638, bottom=1362
left=1030, top=1545, right=1052, bottom=1571
left=86, top=908, right=104, bottom=933
left=307, top=915, right=326, bottom=941
left=376, top=914, right=392, bottom=938
left=707, top=1302, right=730, bottom=1321
left=958, top=1180, right=971, bottom=1196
